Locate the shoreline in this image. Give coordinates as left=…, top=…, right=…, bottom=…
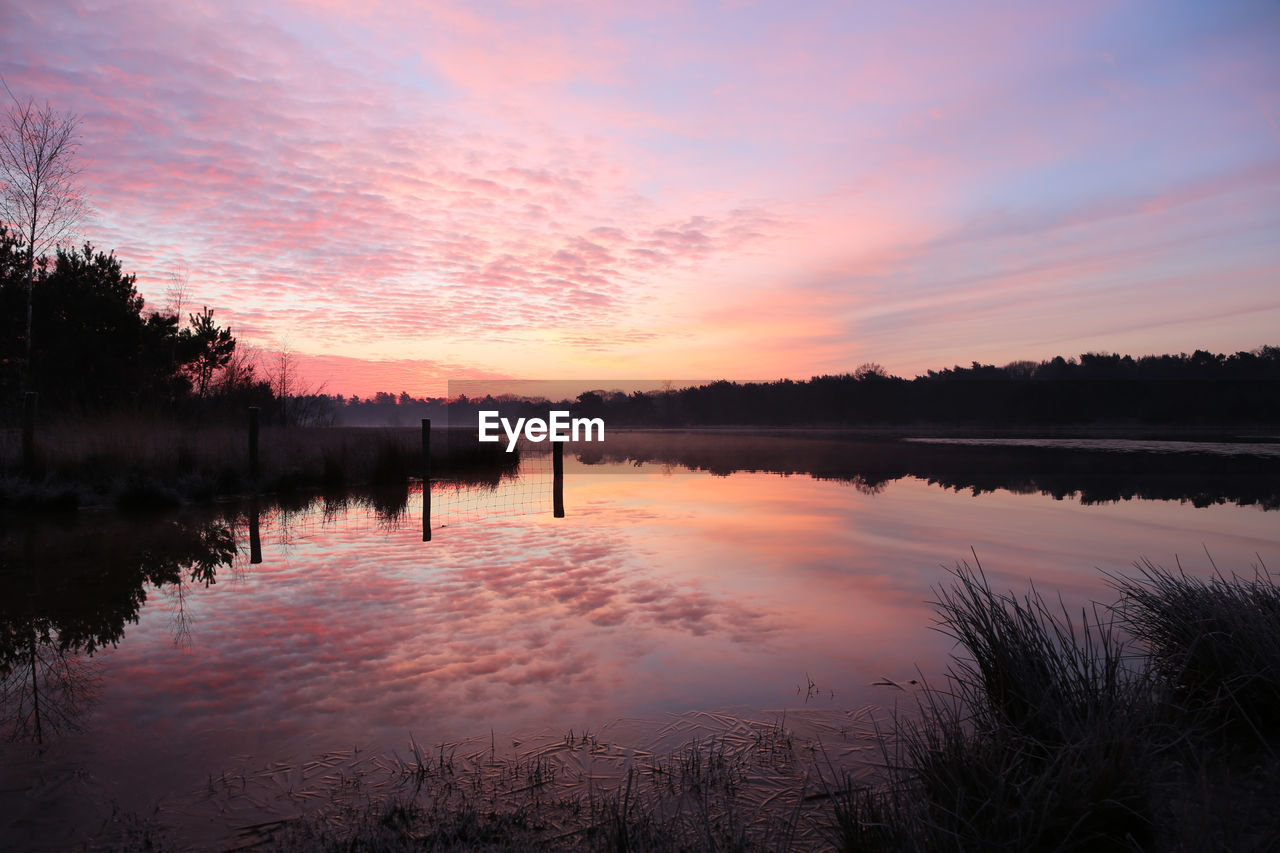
left=4, top=421, right=1279, bottom=514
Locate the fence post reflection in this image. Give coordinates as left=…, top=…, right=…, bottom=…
left=423, top=482, right=432, bottom=542
left=553, top=441, right=565, bottom=518
left=422, top=418, right=432, bottom=541
left=249, top=499, right=262, bottom=564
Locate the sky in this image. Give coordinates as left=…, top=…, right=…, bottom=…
left=1, top=0, right=1277, bottom=397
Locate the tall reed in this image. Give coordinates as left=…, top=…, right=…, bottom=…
left=894, top=563, right=1165, bottom=851
left=1111, top=559, right=1280, bottom=745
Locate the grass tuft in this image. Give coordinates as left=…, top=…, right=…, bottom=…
left=822, top=559, right=1280, bottom=853
left=893, top=563, right=1164, bottom=851
left=1111, top=559, right=1280, bottom=746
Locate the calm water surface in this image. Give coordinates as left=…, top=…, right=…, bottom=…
left=2, top=435, right=1277, bottom=846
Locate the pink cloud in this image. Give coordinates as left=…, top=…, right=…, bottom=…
left=0, top=0, right=1275, bottom=393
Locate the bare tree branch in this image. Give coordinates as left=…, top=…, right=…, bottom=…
left=165, top=261, right=190, bottom=318
left=0, top=81, right=85, bottom=391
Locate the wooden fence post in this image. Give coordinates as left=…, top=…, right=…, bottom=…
left=422, top=418, right=431, bottom=482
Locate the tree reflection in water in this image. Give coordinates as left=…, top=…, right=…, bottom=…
left=575, top=433, right=1280, bottom=509
left=0, top=517, right=235, bottom=743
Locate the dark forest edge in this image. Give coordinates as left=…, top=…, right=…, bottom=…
left=342, top=348, right=1280, bottom=430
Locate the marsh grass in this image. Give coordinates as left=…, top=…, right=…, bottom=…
left=886, top=564, right=1167, bottom=851
left=821, top=779, right=902, bottom=853
left=0, top=415, right=516, bottom=509
left=830, top=559, right=1280, bottom=853
left=1111, top=558, right=1280, bottom=747
left=141, top=713, right=856, bottom=853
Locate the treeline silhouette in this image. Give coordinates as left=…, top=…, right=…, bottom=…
left=561, top=351, right=1280, bottom=427
left=0, top=226, right=280, bottom=421
left=332, top=348, right=1280, bottom=428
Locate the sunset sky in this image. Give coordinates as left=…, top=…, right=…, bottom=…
left=2, top=0, right=1277, bottom=397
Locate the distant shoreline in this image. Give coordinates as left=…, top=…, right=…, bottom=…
left=601, top=424, right=1280, bottom=443
left=4, top=420, right=1278, bottom=514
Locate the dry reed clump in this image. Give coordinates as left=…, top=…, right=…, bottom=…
left=890, top=564, right=1166, bottom=852
left=834, top=560, right=1280, bottom=853
left=1110, top=559, right=1280, bottom=746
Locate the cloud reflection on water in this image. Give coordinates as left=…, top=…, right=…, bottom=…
left=2, top=448, right=1276, bottom=833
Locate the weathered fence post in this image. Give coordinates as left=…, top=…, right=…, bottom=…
left=248, top=406, right=260, bottom=477
left=553, top=440, right=565, bottom=518
left=21, top=391, right=37, bottom=474
left=421, top=418, right=431, bottom=482
left=422, top=418, right=432, bottom=542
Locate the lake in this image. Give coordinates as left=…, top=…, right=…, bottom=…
left=2, top=432, right=1277, bottom=848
